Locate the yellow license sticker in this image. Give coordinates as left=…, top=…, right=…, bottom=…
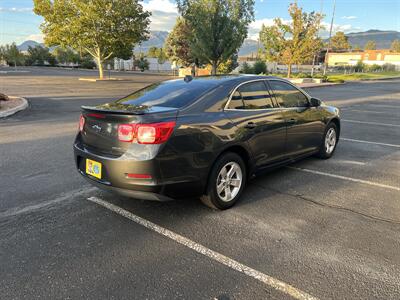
left=86, top=159, right=102, bottom=179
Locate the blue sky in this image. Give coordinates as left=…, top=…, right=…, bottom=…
left=1, top=0, right=399, bottom=45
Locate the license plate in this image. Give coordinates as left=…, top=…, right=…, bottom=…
left=86, top=159, right=102, bottom=179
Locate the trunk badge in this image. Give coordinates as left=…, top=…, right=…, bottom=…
left=92, top=124, right=102, bottom=132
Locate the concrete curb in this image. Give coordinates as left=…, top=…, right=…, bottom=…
left=356, top=76, right=400, bottom=82
left=78, top=77, right=123, bottom=82
left=0, top=97, right=29, bottom=118
left=297, top=82, right=344, bottom=89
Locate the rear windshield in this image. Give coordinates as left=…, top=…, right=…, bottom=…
left=115, top=80, right=215, bottom=108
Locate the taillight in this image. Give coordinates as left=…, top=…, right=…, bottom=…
left=137, top=122, right=176, bottom=144
left=79, top=115, right=85, bottom=132
left=117, top=121, right=176, bottom=144
left=118, top=124, right=135, bottom=142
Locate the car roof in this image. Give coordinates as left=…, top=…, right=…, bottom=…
left=163, top=75, right=288, bottom=88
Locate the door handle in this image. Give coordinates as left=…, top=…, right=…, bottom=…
left=287, top=118, right=297, bottom=125
left=244, top=122, right=257, bottom=129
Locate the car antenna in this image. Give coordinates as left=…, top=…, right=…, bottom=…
left=184, top=75, right=193, bottom=82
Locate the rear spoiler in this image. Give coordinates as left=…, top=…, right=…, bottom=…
left=81, top=105, right=147, bottom=115
left=81, top=105, right=179, bottom=116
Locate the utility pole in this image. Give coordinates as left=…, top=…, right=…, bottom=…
left=311, top=0, right=324, bottom=77
left=323, top=0, right=336, bottom=76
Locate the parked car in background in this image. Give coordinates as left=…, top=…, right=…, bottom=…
left=74, top=75, right=340, bottom=209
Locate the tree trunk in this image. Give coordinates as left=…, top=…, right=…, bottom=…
left=211, top=62, right=218, bottom=76
left=96, top=57, right=104, bottom=79
left=287, top=64, right=292, bottom=78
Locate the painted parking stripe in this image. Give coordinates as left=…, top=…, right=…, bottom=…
left=343, top=109, right=399, bottom=115
left=288, top=167, right=400, bottom=192
left=341, top=138, right=400, bottom=148
left=87, top=196, right=319, bottom=300
left=342, top=119, right=400, bottom=127
left=368, top=104, right=400, bottom=109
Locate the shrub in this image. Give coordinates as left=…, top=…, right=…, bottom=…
left=252, top=60, right=267, bottom=74
left=80, top=56, right=96, bottom=69
left=294, top=72, right=310, bottom=78
left=367, top=64, right=381, bottom=72
left=354, top=60, right=365, bottom=72
left=135, top=57, right=150, bottom=72
left=239, top=62, right=254, bottom=74
left=382, top=63, right=396, bottom=72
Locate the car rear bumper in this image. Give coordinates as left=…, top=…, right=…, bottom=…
left=74, top=143, right=204, bottom=201
left=78, top=170, right=173, bottom=201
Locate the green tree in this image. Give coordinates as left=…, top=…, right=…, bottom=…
left=2, top=43, right=25, bottom=68
left=164, top=17, right=197, bottom=67
left=26, top=45, right=57, bottom=66
left=134, top=55, right=150, bottom=72
left=259, top=3, right=322, bottom=77
left=353, top=44, right=361, bottom=51
left=157, top=48, right=167, bottom=70
left=54, top=47, right=80, bottom=65
left=33, top=0, right=151, bottom=79
left=330, top=31, right=351, bottom=51
left=147, top=46, right=160, bottom=58
left=253, top=60, right=267, bottom=74
left=364, top=40, right=377, bottom=50
left=218, top=53, right=239, bottom=74
left=239, top=61, right=254, bottom=74
left=390, top=39, right=400, bottom=52
left=177, top=0, right=255, bottom=75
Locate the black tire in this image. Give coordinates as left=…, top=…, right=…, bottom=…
left=317, top=122, right=339, bottom=159
left=201, top=152, right=247, bottom=210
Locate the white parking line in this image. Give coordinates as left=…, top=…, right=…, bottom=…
left=342, top=119, right=400, bottom=127
left=343, top=109, right=398, bottom=115
left=87, top=196, right=319, bottom=300
left=341, top=138, right=400, bottom=148
left=368, top=104, right=400, bottom=109
left=288, top=167, right=400, bottom=192
left=334, top=159, right=366, bottom=166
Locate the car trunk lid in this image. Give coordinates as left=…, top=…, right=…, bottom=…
left=80, top=104, right=178, bottom=157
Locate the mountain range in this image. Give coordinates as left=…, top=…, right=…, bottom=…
left=17, top=29, right=399, bottom=56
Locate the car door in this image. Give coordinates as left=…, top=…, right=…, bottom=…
left=267, top=79, right=325, bottom=157
left=224, top=80, right=287, bottom=168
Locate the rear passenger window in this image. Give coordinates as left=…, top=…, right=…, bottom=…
left=227, top=91, right=245, bottom=109
left=268, top=81, right=309, bottom=108
left=227, top=81, right=274, bottom=110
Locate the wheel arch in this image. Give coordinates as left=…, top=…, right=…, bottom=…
left=203, top=144, right=253, bottom=193
left=328, top=117, right=341, bottom=136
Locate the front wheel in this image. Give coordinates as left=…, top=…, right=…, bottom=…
left=317, top=122, right=339, bottom=159
left=201, top=152, right=246, bottom=210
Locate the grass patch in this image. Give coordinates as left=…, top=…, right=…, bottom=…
left=327, top=72, right=400, bottom=83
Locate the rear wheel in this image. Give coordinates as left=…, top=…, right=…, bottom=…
left=201, top=152, right=246, bottom=210
left=317, top=122, right=338, bottom=159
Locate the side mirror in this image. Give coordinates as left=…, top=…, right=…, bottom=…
left=310, top=97, right=321, bottom=107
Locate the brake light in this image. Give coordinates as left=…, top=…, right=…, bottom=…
left=79, top=115, right=85, bottom=132
left=118, top=124, right=135, bottom=142
left=87, top=113, right=106, bottom=119
left=117, top=121, right=176, bottom=144
left=137, top=122, right=176, bottom=144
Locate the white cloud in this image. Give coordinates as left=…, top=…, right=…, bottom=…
left=142, top=0, right=178, bottom=31
left=320, top=22, right=355, bottom=37
left=248, top=18, right=288, bottom=39
left=0, top=7, right=33, bottom=13
left=142, top=0, right=177, bottom=14
left=247, top=18, right=356, bottom=40
left=26, top=34, right=44, bottom=43
left=342, top=16, right=357, bottom=20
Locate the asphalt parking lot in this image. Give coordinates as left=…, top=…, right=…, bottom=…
left=1, top=67, right=399, bottom=299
